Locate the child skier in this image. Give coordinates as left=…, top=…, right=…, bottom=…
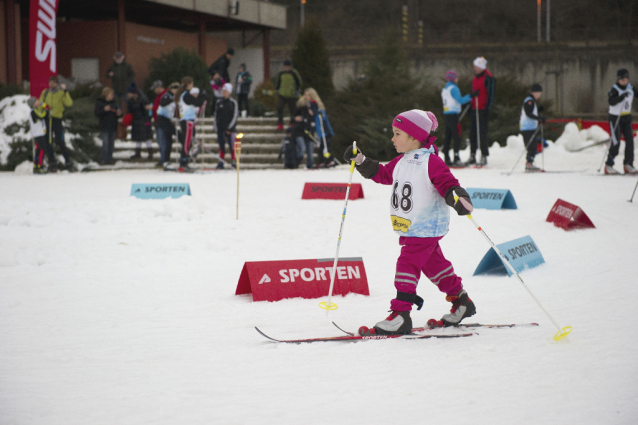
left=520, top=83, right=545, bottom=172
left=344, top=110, right=476, bottom=335
left=176, top=76, right=207, bottom=172
left=27, top=97, right=50, bottom=174
left=441, top=70, right=471, bottom=166
left=605, top=69, right=638, bottom=175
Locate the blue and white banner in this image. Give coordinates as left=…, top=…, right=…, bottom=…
left=473, top=235, right=544, bottom=276
left=131, top=183, right=191, bottom=199
left=466, top=188, right=517, bottom=210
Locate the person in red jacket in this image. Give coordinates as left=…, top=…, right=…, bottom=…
left=465, top=57, right=495, bottom=166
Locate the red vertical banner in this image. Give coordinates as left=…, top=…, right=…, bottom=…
left=29, top=0, right=59, bottom=97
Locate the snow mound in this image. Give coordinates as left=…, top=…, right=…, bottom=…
left=580, top=125, right=609, bottom=143
left=554, top=122, right=583, bottom=151
left=13, top=160, right=33, bottom=174
left=0, top=95, right=31, bottom=166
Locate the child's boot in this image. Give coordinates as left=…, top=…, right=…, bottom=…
left=373, top=310, right=412, bottom=335
left=441, top=290, right=476, bottom=326
left=464, top=154, right=476, bottom=166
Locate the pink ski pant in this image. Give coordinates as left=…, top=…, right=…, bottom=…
left=390, top=236, right=463, bottom=312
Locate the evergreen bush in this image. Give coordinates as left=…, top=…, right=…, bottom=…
left=291, top=19, right=334, bottom=98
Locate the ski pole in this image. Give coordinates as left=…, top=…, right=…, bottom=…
left=317, top=113, right=331, bottom=161
left=598, top=114, right=621, bottom=173
left=540, top=120, right=545, bottom=172
left=235, top=133, right=243, bottom=220
left=320, top=141, right=357, bottom=314
left=454, top=191, right=572, bottom=341
left=475, top=97, right=481, bottom=160
left=629, top=178, right=638, bottom=203
left=506, top=127, right=540, bottom=176
left=458, top=103, right=471, bottom=122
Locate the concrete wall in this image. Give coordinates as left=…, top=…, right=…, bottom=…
left=271, top=46, right=638, bottom=116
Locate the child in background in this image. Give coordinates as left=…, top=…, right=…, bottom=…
left=441, top=70, right=471, bottom=167
left=344, top=110, right=476, bottom=335
left=27, top=97, right=50, bottom=174
left=519, top=83, right=545, bottom=172
left=235, top=63, right=253, bottom=117
left=176, top=76, right=207, bottom=172
left=214, top=83, right=239, bottom=169
left=605, top=68, right=638, bottom=175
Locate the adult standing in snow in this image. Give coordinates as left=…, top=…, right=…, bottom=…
left=465, top=57, right=495, bottom=166
left=343, top=110, right=476, bottom=335
left=235, top=63, right=253, bottom=117
left=604, top=69, right=638, bottom=175
left=150, top=80, right=168, bottom=167
left=94, top=87, right=122, bottom=165
left=275, top=59, right=302, bottom=131
left=299, top=88, right=335, bottom=168
left=214, top=83, right=239, bottom=169
left=441, top=70, right=471, bottom=167
left=208, top=48, right=234, bottom=83
left=106, top=51, right=135, bottom=111
left=155, top=82, right=179, bottom=167
left=38, top=76, right=73, bottom=172
left=520, top=84, right=546, bottom=172
left=126, top=82, right=153, bottom=160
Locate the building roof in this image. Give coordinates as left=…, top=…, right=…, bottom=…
left=26, top=0, right=287, bottom=32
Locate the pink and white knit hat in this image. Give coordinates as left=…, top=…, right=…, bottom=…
left=392, top=109, right=439, bottom=147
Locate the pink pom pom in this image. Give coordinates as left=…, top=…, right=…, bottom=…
left=426, top=111, right=438, bottom=132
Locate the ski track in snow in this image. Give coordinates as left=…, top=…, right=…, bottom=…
left=1, top=137, right=637, bottom=424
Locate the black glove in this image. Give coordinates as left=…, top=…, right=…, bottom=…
left=539, top=116, right=546, bottom=124
left=444, top=186, right=473, bottom=216
left=470, top=90, right=480, bottom=98
left=343, top=145, right=364, bottom=165
left=620, top=92, right=629, bottom=100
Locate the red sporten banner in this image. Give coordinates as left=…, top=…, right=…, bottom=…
left=302, top=182, right=364, bottom=200
left=236, top=257, right=370, bottom=302
left=546, top=199, right=595, bottom=231
left=30, top=0, right=59, bottom=97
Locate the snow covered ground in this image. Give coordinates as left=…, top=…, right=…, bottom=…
left=1, top=133, right=637, bottom=424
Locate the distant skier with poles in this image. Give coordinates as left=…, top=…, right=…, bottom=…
left=344, top=110, right=476, bottom=335
left=604, top=69, right=638, bottom=175
left=465, top=57, right=495, bottom=167
left=441, top=70, right=471, bottom=167
left=302, top=88, right=336, bottom=168
left=175, top=77, right=207, bottom=173
left=520, top=83, right=546, bottom=172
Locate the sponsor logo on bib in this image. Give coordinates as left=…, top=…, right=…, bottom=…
left=391, top=215, right=412, bottom=232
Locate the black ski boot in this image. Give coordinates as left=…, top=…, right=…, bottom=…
left=441, top=290, right=476, bottom=326
left=464, top=154, right=476, bottom=166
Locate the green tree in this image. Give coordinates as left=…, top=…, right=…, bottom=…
left=145, top=47, right=210, bottom=97
left=291, top=20, right=334, bottom=98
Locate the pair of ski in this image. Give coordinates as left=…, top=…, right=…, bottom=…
left=255, top=321, right=538, bottom=344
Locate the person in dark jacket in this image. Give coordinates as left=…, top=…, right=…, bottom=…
left=106, top=52, right=135, bottom=111
left=208, top=48, right=234, bottom=82
left=465, top=56, right=495, bottom=166
left=235, top=63, right=252, bottom=117
left=94, top=87, right=122, bottom=165
left=519, top=84, right=545, bottom=172
left=604, top=68, right=638, bottom=175
left=155, top=82, right=179, bottom=167
left=214, top=83, right=239, bottom=169
left=126, top=82, right=153, bottom=160
left=275, top=59, right=303, bottom=130
left=27, top=96, right=50, bottom=174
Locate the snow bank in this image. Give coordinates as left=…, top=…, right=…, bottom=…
left=0, top=95, right=31, bottom=166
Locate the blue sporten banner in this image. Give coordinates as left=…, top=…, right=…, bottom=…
left=466, top=188, right=517, bottom=210
left=473, top=235, right=544, bottom=276
left=130, top=183, right=191, bottom=199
